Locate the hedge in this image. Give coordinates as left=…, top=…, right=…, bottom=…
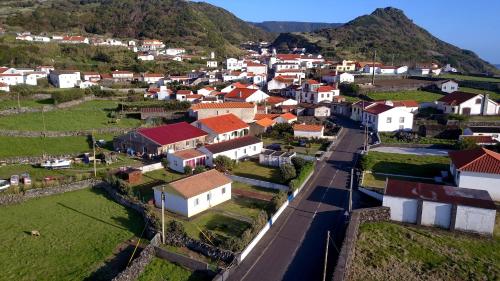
left=289, top=161, right=315, bottom=191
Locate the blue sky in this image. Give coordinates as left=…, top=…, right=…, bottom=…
left=196, top=0, right=500, bottom=63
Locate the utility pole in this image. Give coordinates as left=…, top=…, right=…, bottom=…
left=371, top=49, right=377, bottom=86
left=161, top=189, right=165, bottom=244
left=349, top=169, right=353, bottom=213
left=322, top=230, right=330, bottom=281
left=92, top=130, right=97, bottom=177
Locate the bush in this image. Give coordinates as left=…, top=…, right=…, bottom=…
left=291, top=157, right=307, bottom=171
left=456, top=137, right=479, bottom=150
left=289, top=161, right=315, bottom=191
left=193, top=166, right=206, bottom=174
left=184, top=165, right=193, bottom=175
left=214, top=155, right=234, bottom=172
left=161, top=158, right=169, bottom=168
left=280, top=164, right=296, bottom=182
left=51, top=89, right=85, bottom=104
left=167, top=220, right=186, bottom=236
left=359, top=154, right=374, bottom=171
left=270, top=191, right=288, bottom=214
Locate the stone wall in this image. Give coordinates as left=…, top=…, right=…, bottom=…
left=0, top=127, right=132, bottom=138
left=0, top=179, right=97, bottom=206
left=332, top=207, right=390, bottom=281
left=0, top=95, right=96, bottom=117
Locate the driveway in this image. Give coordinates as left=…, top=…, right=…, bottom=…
left=371, top=146, right=450, bottom=156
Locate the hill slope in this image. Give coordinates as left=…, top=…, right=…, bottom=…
left=251, top=21, right=342, bottom=33
left=272, top=7, right=497, bottom=74
left=3, top=0, right=272, bottom=56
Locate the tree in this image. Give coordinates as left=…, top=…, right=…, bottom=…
left=291, top=157, right=307, bottom=172
left=280, top=164, right=296, bottom=182
left=184, top=165, right=193, bottom=175
left=193, top=166, right=206, bottom=174
left=456, top=138, right=479, bottom=150
left=214, top=155, right=234, bottom=172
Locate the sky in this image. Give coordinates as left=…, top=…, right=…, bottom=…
left=196, top=0, right=500, bottom=64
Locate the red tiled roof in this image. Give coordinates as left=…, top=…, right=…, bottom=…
left=255, top=117, right=276, bottom=127
left=385, top=179, right=495, bottom=210
left=246, top=61, right=265, bottom=67
left=254, top=113, right=280, bottom=120
left=185, top=94, right=202, bottom=99
left=266, top=96, right=286, bottom=104
left=316, top=85, right=337, bottom=92
left=177, top=90, right=193, bottom=95
left=279, top=112, right=297, bottom=120
left=461, top=136, right=498, bottom=145
left=225, top=88, right=258, bottom=100
left=137, top=122, right=207, bottom=146
left=144, top=73, right=164, bottom=77
left=190, top=102, right=255, bottom=111
left=232, top=82, right=252, bottom=89
left=437, top=91, right=478, bottom=105
left=392, top=100, right=419, bottom=107
left=293, top=124, right=323, bottom=132
left=167, top=169, right=232, bottom=199
left=202, top=136, right=262, bottom=154
left=364, top=103, right=393, bottom=115
left=448, top=147, right=500, bottom=174
left=0, top=82, right=8, bottom=87
left=172, top=149, right=205, bottom=160
left=274, top=76, right=294, bottom=83
left=306, top=79, right=320, bottom=85
left=277, top=54, right=301, bottom=60
left=198, top=114, right=248, bottom=134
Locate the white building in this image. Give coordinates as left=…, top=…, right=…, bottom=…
left=383, top=178, right=496, bottom=235
left=436, top=91, right=499, bottom=115
left=138, top=53, right=155, bottom=61
left=193, top=114, right=249, bottom=144
left=198, top=136, right=263, bottom=166
left=462, top=126, right=500, bottom=142
left=439, top=80, right=459, bottom=94
left=207, top=60, right=218, bottom=68
left=259, top=150, right=296, bottom=167
left=226, top=58, right=245, bottom=71
left=49, top=70, right=80, bottom=88
left=333, top=73, right=355, bottom=84
left=293, top=124, right=324, bottom=139
left=165, top=48, right=185, bottom=56
left=224, top=88, right=269, bottom=103
left=167, top=149, right=207, bottom=173
left=246, top=61, right=267, bottom=75
left=0, top=73, right=23, bottom=85
left=449, top=147, right=500, bottom=201
left=268, top=76, right=295, bottom=91
left=82, top=72, right=101, bottom=82
left=361, top=103, right=414, bottom=132
left=143, top=73, right=164, bottom=84
left=153, top=169, right=232, bottom=218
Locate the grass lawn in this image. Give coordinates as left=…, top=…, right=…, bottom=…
left=0, top=100, right=141, bottom=131
left=362, top=151, right=449, bottom=177
left=232, top=159, right=283, bottom=184
left=132, top=169, right=186, bottom=202
left=137, top=257, right=211, bottom=281
left=468, top=115, right=500, bottom=121
left=0, top=188, right=144, bottom=281
left=362, top=172, right=440, bottom=191
left=262, top=137, right=323, bottom=156
left=460, top=87, right=500, bottom=101
left=379, top=133, right=456, bottom=147
left=350, top=221, right=500, bottom=281
left=232, top=181, right=279, bottom=197
left=0, top=133, right=116, bottom=158
left=343, top=95, right=361, bottom=103
left=366, top=90, right=444, bottom=102
left=441, top=73, right=500, bottom=83
left=0, top=98, right=54, bottom=110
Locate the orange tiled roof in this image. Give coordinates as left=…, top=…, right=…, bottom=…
left=173, top=149, right=205, bottom=160
left=190, top=102, right=255, bottom=111
left=225, top=88, right=258, bottom=100
left=293, top=124, right=323, bottom=132
left=255, top=117, right=276, bottom=127
left=198, top=114, right=249, bottom=134
left=167, top=169, right=232, bottom=199
left=266, top=96, right=286, bottom=104
left=254, top=113, right=280, bottom=120
left=280, top=112, right=297, bottom=120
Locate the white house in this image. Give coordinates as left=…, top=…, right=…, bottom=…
left=197, top=86, right=216, bottom=96
left=449, top=147, right=500, bottom=201
left=0, top=73, right=23, bottom=85
left=268, top=76, right=295, bottom=91
left=293, top=124, right=324, bottom=139
left=111, top=70, right=134, bottom=81
left=361, top=103, right=414, bottom=132
left=334, top=73, right=355, bottom=84
left=143, top=73, right=164, bottom=84
left=246, top=62, right=267, bottom=75
left=193, top=114, right=249, bottom=143
left=153, top=169, right=232, bottom=218
left=49, top=70, right=80, bottom=88
left=141, top=40, right=165, bottom=51
left=207, top=61, right=218, bottom=68
left=82, top=72, right=101, bottom=82
left=226, top=58, right=245, bottom=71
left=301, top=85, right=339, bottom=104
left=198, top=136, right=263, bottom=166
left=383, top=178, right=496, bottom=235
left=138, top=53, right=155, bottom=61
left=462, top=126, right=500, bottom=142
left=362, top=63, right=382, bottom=74
left=167, top=149, right=207, bottom=173
left=275, top=69, right=305, bottom=80
left=224, top=88, right=269, bottom=103
left=439, top=80, right=459, bottom=93
left=436, top=91, right=499, bottom=115
left=165, top=48, right=185, bottom=56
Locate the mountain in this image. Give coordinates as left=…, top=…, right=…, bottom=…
left=495, top=64, right=500, bottom=70
left=3, top=0, right=272, bottom=56
left=251, top=21, right=342, bottom=33
left=272, top=7, right=497, bottom=74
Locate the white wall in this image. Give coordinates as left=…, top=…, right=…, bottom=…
left=457, top=171, right=500, bottom=201
left=294, top=130, right=324, bottom=139
left=454, top=205, right=496, bottom=235
left=374, top=107, right=413, bottom=132
left=200, top=142, right=263, bottom=166
left=167, top=154, right=185, bottom=173
left=383, top=196, right=418, bottom=223
left=186, top=183, right=231, bottom=217
left=154, top=190, right=189, bottom=217
left=421, top=201, right=452, bottom=229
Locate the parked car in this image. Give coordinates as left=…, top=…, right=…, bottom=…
left=315, top=151, right=325, bottom=161
left=0, top=180, right=10, bottom=191
left=266, top=143, right=282, bottom=151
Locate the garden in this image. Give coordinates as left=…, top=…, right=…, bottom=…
left=366, top=90, right=444, bottom=103
left=0, top=188, right=144, bottom=281
left=137, top=258, right=211, bottom=281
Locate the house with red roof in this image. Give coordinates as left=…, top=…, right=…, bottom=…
left=224, top=88, right=269, bottom=103
left=197, top=86, right=216, bottom=96
left=188, top=102, right=256, bottom=122
left=166, top=149, right=207, bottom=173
left=198, top=136, right=263, bottom=166
left=111, top=70, right=134, bottom=81
left=220, top=82, right=258, bottom=93
left=61, top=36, right=89, bottom=44
left=436, top=91, right=499, bottom=115
left=268, top=76, right=296, bottom=91
left=142, top=73, right=164, bottom=84
left=113, top=122, right=208, bottom=156
left=448, top=147, right=500, bottom=201
left=193, top=114, right=249, bottom=143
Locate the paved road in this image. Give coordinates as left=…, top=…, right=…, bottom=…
left=371, top=146, right=450, bottom=156
left=228, top=118, right=376, bottom=281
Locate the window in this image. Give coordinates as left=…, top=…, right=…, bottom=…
left=399, top=117, right=405, bottom=123
left=194, top=198, right=199, bottom=206
left=386, top=117, right=392, bottom=123
left=244, top=148, right=247, bottom=154
left=186, top=141, right=190, bottom=146
left=399, top=125, right=404, bottom=130
left=253, top=145, right=256, bottom=151
left=207, top=193, right=211, bottom=201
left=475, top=98, right=482, bottom=104
left=222, top=187, right=226, bottom=194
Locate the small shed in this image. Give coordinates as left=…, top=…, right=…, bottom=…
left=118, top=168, right=143, bottom=184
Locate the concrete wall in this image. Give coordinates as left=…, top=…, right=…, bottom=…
left=420, top=201, right=452, bottom=229
left=139, top=163, right=163, bottom=173
left=382, top=196, right=418, bottom=223
left=454, top=205, right=496, bottom=235
left=200, top=142, right=263, bottom=166
left=457, top=171, right=500, bottom=201
left=294, top=130, right=324, bottom=139
left=154, top=191, right=189, bottom=217
left=229, top=175, right=289, bottom=191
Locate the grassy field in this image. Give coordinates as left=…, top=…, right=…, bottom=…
left=132, top=169, right=187, bottom=202
left=362, top=151, right=450, bottom=177
left=441, top=73, right=500, bottom=83
left=0, top=188, right=144, bottom=281
left=362, top=172, right=440, bottom=191
left=460, top=87, right=500, bottom=101
left=137, top=258, right=210, bottom=281
left=379, top=133, right=456, bottom=147
left=232, top=181, right=279, bottom=196
left=350, top=221, right=500, bottom=281
left=232, top=159, right=283, bottom=184
left=262, top=137, right=324, bottom=156
left=0, top=100, right=141, bottom=131
left=0, top=133, right=116, bottom=158
left=0, top=98, right=54, bottom=110
left=366, top=90, right=444, bottom=102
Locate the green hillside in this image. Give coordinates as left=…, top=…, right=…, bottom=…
left=272, top=7, right=497, bottom=74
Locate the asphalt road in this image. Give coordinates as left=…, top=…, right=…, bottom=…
left=228, top=118, right=377, bottom=281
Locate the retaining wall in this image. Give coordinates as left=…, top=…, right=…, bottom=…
left=154, top=246, right=210, bottom=271
left=332, top=207, right=390, bottom=281
left=228, top=175, right=289, bottom=191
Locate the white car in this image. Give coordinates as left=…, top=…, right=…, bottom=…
left=0, top=179, right=10, bottom=191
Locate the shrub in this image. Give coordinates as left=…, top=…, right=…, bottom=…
left=289, top=161, right=315, bottom=191
left=359, top=154, right=374, bottom=171
left=291, top=157, right=307, bottom=171
left=456, top=137, right=479, bottom=150
left=280, top=164, right=296, bottom=182
left=193, top=166, right=206, bottom=174
left=161, top=158, right=169, bottom=168
left=167, top=220, right=186, bottom=236
left=184, top=165, right=193, bottom=175
left=270, top=191, right=288, bottom=213
left=51, top=89, right=85, bottom=104
left=214, top=155, right=234, bottom=172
